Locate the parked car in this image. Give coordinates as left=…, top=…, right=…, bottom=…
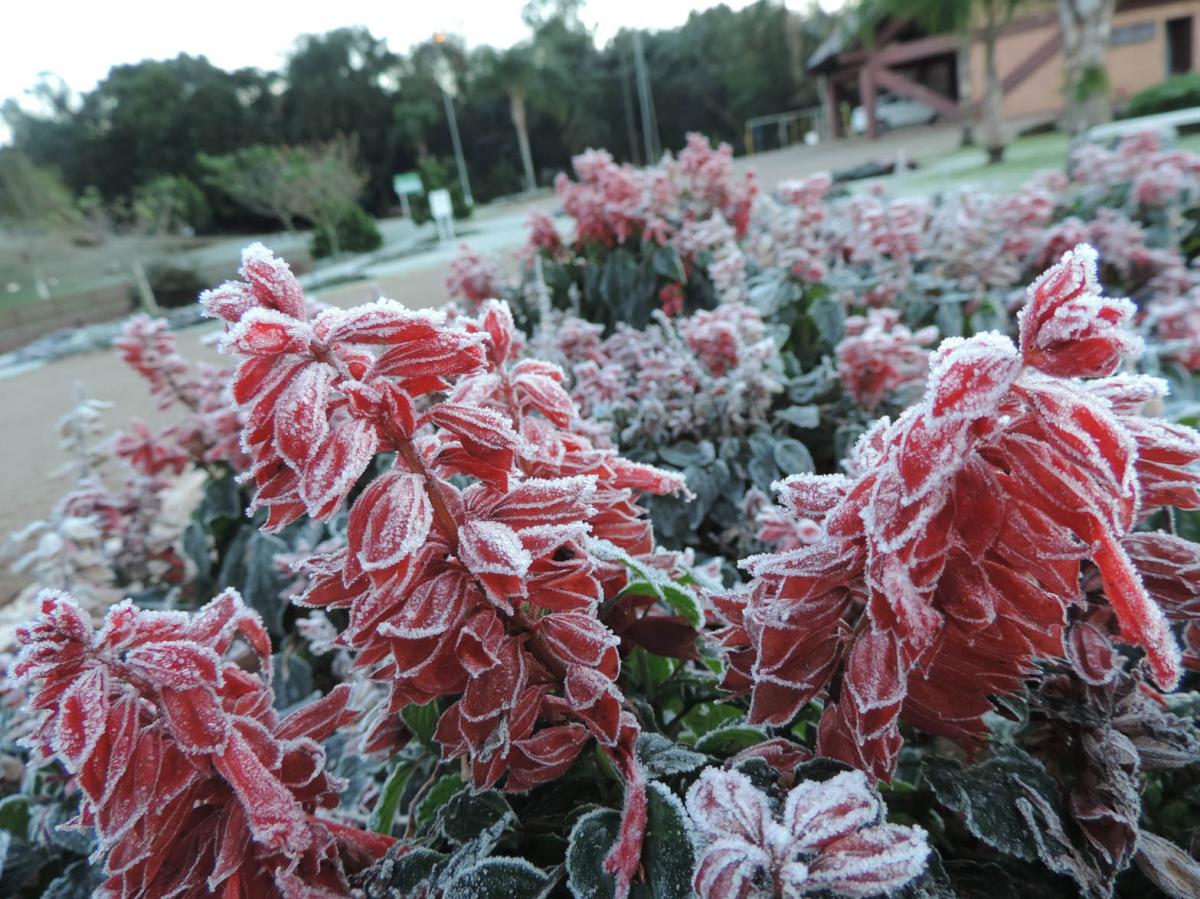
left=851, top=93, right=937, bottom=134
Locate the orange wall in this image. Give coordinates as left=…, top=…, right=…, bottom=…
left=968, top=1, right=1200, bottom=121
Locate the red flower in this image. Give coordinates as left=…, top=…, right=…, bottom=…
left=14, top=588, right=390, bottom=897
left=211, top=250, right=687, bottom=897
left=714, top=244, right=1200, bottom=780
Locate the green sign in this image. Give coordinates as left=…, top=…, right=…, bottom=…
left=393, top=172, right=424, bottom=196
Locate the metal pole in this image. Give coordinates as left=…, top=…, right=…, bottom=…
left=442, top=87, right=473, bottom=207
left=631, top=31, right=660, bottom=163
left=620, top=61, right=641, bottom=165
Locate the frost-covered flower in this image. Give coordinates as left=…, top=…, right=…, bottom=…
left=207, top=246, right=690, bottom=898
left=14, top=588, right=392, bottom=896
left=445, top=243, right=503, bottom=308
left=685, top=768, right=928, bottom=898
left=836, top=309, right=936, bottom=411
left=713, top=245, right=1200, bottom=780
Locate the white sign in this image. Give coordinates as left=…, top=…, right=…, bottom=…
left=429, top=189, right=455, bottom=242
left=429, top=189, right=453, bottom=219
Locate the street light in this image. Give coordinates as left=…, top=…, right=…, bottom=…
left=433, top=32, right=474, bottom=208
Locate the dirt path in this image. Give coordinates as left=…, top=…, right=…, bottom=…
left=0, top=260, right=451, bottom=603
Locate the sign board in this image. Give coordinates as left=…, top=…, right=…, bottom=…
left=393, top=172, right=424, bottom=197
left=428, top=189, right=453, bottom=219
left=429, top=189, right=455, bottom=242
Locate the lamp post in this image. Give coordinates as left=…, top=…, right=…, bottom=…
left=433, top=32, right=474, bottom=208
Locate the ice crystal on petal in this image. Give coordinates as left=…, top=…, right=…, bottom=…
left=685, top=768, right=927, bottom=899
left=716, top=246, right=1200, bottom=780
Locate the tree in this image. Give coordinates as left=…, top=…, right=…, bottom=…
left=1058, top=0, right=1117, bottom=135
left=281, top=29, right=400, bottom=211
left=870, top=0, right=1020, bottom=164
left=285, top=137, right=369, bottom=256
left=200, top=145, right=305, bottom=233
left=0, top=150, right=78, bottom=300
left=481, top=45, right=541, bottom=193
left=200, top=136, right=367, bottom=251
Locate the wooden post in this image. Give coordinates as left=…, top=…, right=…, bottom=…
left=860, top=62, right=879, bottom=139
left=821, top=75, right=842, bottom=139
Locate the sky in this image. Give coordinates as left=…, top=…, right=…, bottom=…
left=1, top=0, right=846, bottom=119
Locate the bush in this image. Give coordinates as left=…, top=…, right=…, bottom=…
left=1121, top=72, right=1200, bottom=118
left=9, top=131, right=1200, bottom=899
left=309, top=202, right=382, bottom=258
left=130, top=263, right=208, bottom=309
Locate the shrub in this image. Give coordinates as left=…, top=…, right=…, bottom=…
left=9, top=129, right=1200, bottom=899
left=1121, top=72, right=1200, bottom=119
left=309, top=203, right=382, bottom=258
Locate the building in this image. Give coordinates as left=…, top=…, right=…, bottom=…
left=808, top=1, right=1200, bottom=139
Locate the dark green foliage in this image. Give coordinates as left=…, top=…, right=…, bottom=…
left=310, top=203, right=383, bottom=258
left=1122, top=72, right=1200, bottom=119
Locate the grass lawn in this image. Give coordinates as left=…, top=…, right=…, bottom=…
left=857, top=129, right=1200, bottom=198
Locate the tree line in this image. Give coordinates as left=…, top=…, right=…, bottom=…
left=1, top=1, right=837, bottom=235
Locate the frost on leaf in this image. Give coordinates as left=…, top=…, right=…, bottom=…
left=13, top=588, right=390, bottom=896
left=210, top=246, right=692, bottom=897
left=715, top=244, right=1200, bottom=780
left=685, top=768, right=928, bottom=899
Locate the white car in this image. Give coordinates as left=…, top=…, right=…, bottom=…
left=850, top=93, right=937, bottom=134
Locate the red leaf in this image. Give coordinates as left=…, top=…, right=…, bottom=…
left=160, top=686, right=228, bottom=754
left=347, top=472, right=434, bottom=571
left=301, top=417, right=380, bottom=519
left=126, top=642, right=222, bottom=690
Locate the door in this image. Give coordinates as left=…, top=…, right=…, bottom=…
left=1167, top=16, right=1194, bottom=76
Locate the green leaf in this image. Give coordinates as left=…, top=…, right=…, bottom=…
left=385, top=847, right=446, bottom=892
left=773, top=438, right=814, bottom=475
left=642, top=783, right=696, bottom=899
left=238, top=531, right=290, bottom=636
left=923, top=745, right=1064, bottom=863
left=566, top=807, right=620, bottom=899
left=401, top=700, right=440, bottom=751
left=676, top=702, right=745, bottom=744
left=652, top=244, right=687, bottom=283
left=437, top=790, right=514, bottom=845
left=636, top=733, right=707, bottom=778
left=198, top=467, right=243, bottom=523
left=809, top=292, right=845, bottom=346
left=369, top=760, right=415, bottom=835
left=442, top=858, right=550, bottom=899
left=776, top=405, right=820, bottom=429
left=271, top=650, right=313, bottom=711
left=656, top=440, right=714, bottom=468
left=0, top=795, right=30, bottom=837
left=182, top=520, right=211, bottom=585
left=415, top=774, right=466, bottom=831
left=695, top=725, right=768, bottom=756
left=590, top=538, right=702, bottom=627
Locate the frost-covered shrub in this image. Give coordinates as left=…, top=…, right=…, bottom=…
left=713, top=246, right=1200, bottom=780
left=12, top=125, right=1200, bottom=899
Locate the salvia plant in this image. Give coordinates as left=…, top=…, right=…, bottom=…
left=6, top=130, right=1200, bottom=899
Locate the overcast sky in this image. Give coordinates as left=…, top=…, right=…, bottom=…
left=1, top=0, right=845, bottom=117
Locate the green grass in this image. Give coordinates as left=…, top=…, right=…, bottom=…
left=857, top=130, right=1200, bottom=199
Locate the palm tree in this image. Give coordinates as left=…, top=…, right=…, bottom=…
left=1057, top=0, right=1117, bottom=135
left=489, top=45, right=541, bottom=194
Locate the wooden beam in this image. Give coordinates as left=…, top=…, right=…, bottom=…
left=966, top=31, right=1063, bottom=113
left=874, top=66, right=961, bottom=120
left=877, top=34, right=960, bottom=68
left=1000, top=32, right=1062, bottom=95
